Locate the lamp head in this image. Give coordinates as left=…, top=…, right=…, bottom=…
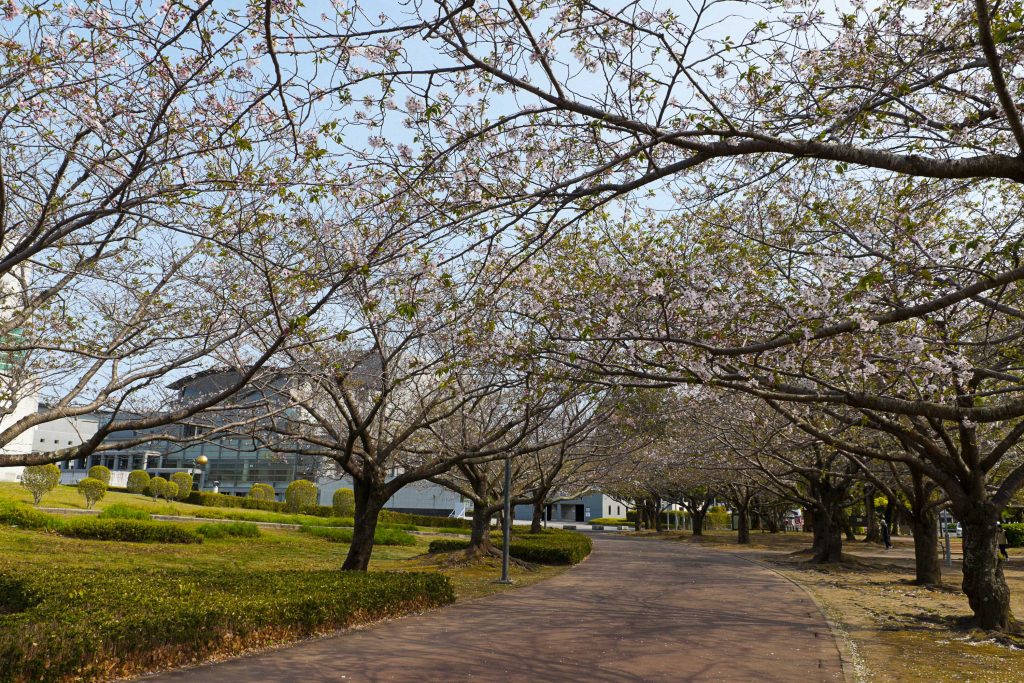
left=195, top=455, right=209, bottom=466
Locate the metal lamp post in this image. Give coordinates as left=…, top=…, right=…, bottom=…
left=190, top=454, right=209, bottom=491
left=499, top=456, right=513, bottom=584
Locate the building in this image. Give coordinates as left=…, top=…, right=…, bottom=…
left=514, top=490, right=626, bottom=523
left=317, top=472, right=467, bottom=517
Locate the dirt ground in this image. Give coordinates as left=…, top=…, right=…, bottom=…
left=660, top=530, right=1024, bottom=682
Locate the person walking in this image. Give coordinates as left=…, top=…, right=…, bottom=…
left=997, top=522, right=1009, bottom=561
left=880, top=518, right=892, bottom=550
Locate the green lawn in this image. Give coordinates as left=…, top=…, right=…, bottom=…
left=0, top=486, right=570, bottom=682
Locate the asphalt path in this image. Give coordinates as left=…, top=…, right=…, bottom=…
left=144, top=535, right=844, bottom=682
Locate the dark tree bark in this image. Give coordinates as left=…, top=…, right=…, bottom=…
left=691, top=509, right=707, bottom=536
left=811, top=505, right=843, bottom=563
left=909, top=506, right=942, bottom=586
left=469, top=504, right=495, bottom=554
left=737, top=505, right=750, bottom=544
left=958, top=503, right=1012, bottom=631
left=530, top=500, right=544, bottom=533
left=342, top=479, right=385, bottom=571
left=863, top=486, right=882, bottom=544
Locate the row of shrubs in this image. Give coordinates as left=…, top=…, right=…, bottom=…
left=428, top=528, right=592, bottom=565
left=0, top=502, right=205, bottom=544
left=299, top=525, right=417, bottom=546
left=381, top=510, right=473, bottom=529
left=0, top=566, right=455, bottom=683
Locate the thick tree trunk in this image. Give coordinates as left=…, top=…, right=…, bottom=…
left=530, top=500, right=544, bottom=533
left=910, top=506, right=941, bottom=586
left=654, top=498, right=665, bottom=532
left=960, top=507, right=1013, bottom=630
left=811, top=506, right=843, bottom=563
left=844, top=519, right=857, bottom=541
left=342, top=479, right=384, bottom=571
left=737, top=504, right=750, bottom=544
left=692, top=510, right=706, bottom=537
left=469, top=504, right=494, bottom=554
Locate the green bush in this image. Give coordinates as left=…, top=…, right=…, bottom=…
left=0, top=567, right=454, bottom=683
left=1004, top=523, right=1024, bottom=547
left=428, top=528, right=592, bottom=564
left=77, top=477, right=107, bottom=509
left=332, top=488, right=356, bottom=516
left=126, top=470, right=150, bottom=494
left=299, top=525, right=417, bottom=546
left=586, top=517, right=629, bottom=525
left=98, top=504, right=151, bottom=521
left=248, top=483, right=276, bottom=501
left=0, top=501, right=62, bottom=531
left=196, top=522, right=262, bottom=539
left=170, top=472, right=193, bottom=501
left=147, top=476, right=168, bottom=500
left=186, top=490, right=287, bottom=512
left=164, top=481, right=179, bottom=501
left=19, top=464, right=61, bottom=506
left=87, top=465, right=111, bottom=486
left=285, top=480, right=317, bottom=513
left=58, top=518, right=204, bottom=544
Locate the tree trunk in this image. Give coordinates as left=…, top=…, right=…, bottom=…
left=910, top=506, right=941, bottom=586
left=844, top=519, right=857, bottom=541
left=342, top=479, right=384, bottom=571
left=692, top=510, right=706, bottom=536
left=863, top=487, right=881, bottom=544
left=469, top=504, right=494, bottom=555
left=737, top=504, right=750, bottom=544
left=654, top=498, right=665, bottom=532
left=530, top=500, right=544, bottom=533
left=959, top=506, right=1013, bottom=630
left=811, top=506, right=843, bottom=563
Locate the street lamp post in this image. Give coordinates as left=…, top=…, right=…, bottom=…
left=190, top=454, right=209, bottom=491
left=499, top=456, right=513, bottom=584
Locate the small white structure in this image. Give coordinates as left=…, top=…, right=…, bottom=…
left=0, top=393, right=39, bottom=483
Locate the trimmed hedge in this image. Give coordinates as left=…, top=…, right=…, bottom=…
left=381, top=510, right=473, bottom=529
left=0, top=567, right=454, bottom=683
left=97, top=504, right=151, bottom=521
left=58, top=518, right=203, bottom=544
left=428, top=528, right=592, bottom=565
left=247, top=483, right=276, bottom=501
left=1004, top=523, right=1024, bottom=547
left=333, top=488, right=356, bottom=516
left=77, top=477, right=107, bottom=509
left=0, top=503, right=201, bottom=544
left=196, top=522, right=261, bottom=539
left=300, top=525, right=417, bottom=546
left=87, top=465, right=111, bottom=486
left=586, top=517, right=629, bottom=525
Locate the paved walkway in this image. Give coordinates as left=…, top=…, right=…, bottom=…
left=145, top=535, right=844, bottom=682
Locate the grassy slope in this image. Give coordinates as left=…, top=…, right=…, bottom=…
left=0, top=483, right=566, bottom=596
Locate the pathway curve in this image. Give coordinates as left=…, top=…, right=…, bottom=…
left=145, top=535, right=844, bottom=682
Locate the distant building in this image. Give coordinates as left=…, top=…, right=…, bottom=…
left=514, top=491, right=625, bottom=523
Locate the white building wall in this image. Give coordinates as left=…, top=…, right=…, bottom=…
left=0, top=393, right=38, bottom=482
left=317, top=474, right=463, bottom=515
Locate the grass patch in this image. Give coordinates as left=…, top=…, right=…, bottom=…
left=300, top=525, right=416, bottom=546
left=195, top=522, right=261, bottom=539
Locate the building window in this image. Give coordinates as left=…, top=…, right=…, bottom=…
left=617, top=505, right=621, bottom=515
left=608, top=505, right=611, bottom=515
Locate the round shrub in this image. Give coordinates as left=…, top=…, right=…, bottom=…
left=164, top=481, right=179, bottom=501
left=77, top=477, right=107, bottom=509
left=332, top=488, right=355, bottom=517
left=20, top=464, right=61, bottom=506
left=285, top=479, right=317, bottom=513
left=248, top=483, right=276, bottom=501
left=170, top=472, right=193, bottom=500
left=87, top=465, right=111, bottom=486
left=147, top=476, right=168, bottom=500
left=126, top=470, right=150, bottom=494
